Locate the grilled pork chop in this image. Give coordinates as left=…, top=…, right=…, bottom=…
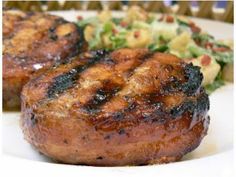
left=3, top=10, right=87, bottom=110
left=21, top=49, right=210, bottom=166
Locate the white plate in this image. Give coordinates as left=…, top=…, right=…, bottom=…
left=2, top=11, right=234, bottom=177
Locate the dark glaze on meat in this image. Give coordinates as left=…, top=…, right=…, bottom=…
left=3, top=10, right=87, bottom=110
left=21, top=49, right=210, bottom=166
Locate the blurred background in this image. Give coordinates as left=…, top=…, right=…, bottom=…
left=3, top=0, right=233, bottom=23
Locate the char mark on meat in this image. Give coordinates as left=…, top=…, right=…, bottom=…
left=47, top=50, right=111, bottom=98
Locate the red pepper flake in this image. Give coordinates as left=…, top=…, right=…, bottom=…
left=201, top=55, right=211, bottom=66
left=120, top=21, right=128, bottom=27
left=191, top=25, right=201, bottom=33
left=77, top=15, right=83, bottom=21
left=112, top=28, right=118, bottom=35
left=134, top=31, right=140, bottom=38
left=166, top=15, right=174, bottom=23
left=212, top=47, right=230, bottom=52
left=189, top=21, right=201, bottom=33
left=158, top=15, right=164, bottom=22
left=189, top=21, right=196, bottom=27
left=204, top=42, right=213, bottom=49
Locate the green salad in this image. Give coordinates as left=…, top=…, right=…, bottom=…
left=77, top=6, right=233, bottom=94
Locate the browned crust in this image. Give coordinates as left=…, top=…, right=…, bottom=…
left=3, top=10, right=87, bottom=110
left=20, top=49, right=210, bottom=166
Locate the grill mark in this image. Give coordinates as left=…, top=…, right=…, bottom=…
left=48, top=20, right=75, bottom=41
left=80, top=52, right=157, bottom=120
left=46, top=49, right=205, bottom=130
left=30, top=113, right=38, bottom=126
left=48, top=26, right=58, bottom=41
left=84, top=52, right=203, bottom=125
left=170, top=101, right=195, bottom=117
left=85, top=52, right=161, bottom=129
left=118, top=128, right=126, bottom=135
left=181, top=63, right=203, bottom=96
left=134, top=94, right=168, bottom=123
left=47, top=50, right=110, bottom=98
left=47, top=67, right=80, bottom=98
left=158, top=63, right=202, bottom=96
left=142, top=90, right=209, bottom=121
left=49, top=16, right=76, bottom=40
left=92, top=95, right=165, bottom=131
left=108, top=101, right=137, bottom=122
left=87, top=52, right=154, bottom=112
left=93, top=89, right=209, bottom=131
left=142, top=103, right=167, bottom=123
left=170, top=90, right=209, bottom=118
left=124, top=52, right=154, bottom=79
left=83, top=80, right=122, bottom=114
left=74, top=51, right=154, bottom=115
left=162, top=76, right=181, bottom=94
left=88, top=53, right=164, bottom=121
left=92, top=98, right=138, bottom=127
left=76, top=25, right=87, bottom=53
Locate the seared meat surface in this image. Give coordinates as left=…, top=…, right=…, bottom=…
left=3, top=10, right=87, bottom=110
left=21, top=49, right=210, bottom=166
